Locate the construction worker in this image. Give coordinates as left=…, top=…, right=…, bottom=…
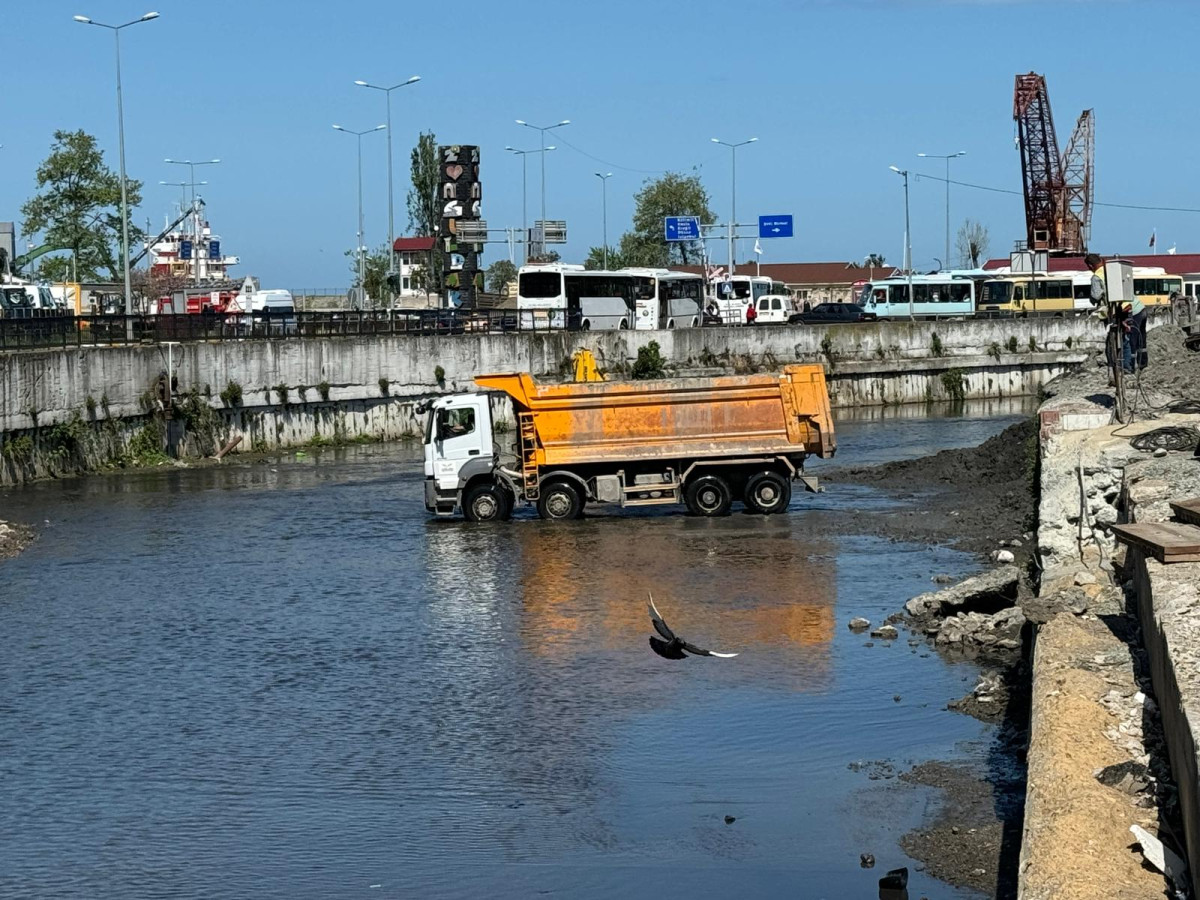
left=1087, top=254, right=1145, bottom=373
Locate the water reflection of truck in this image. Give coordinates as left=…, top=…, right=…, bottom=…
left=422, top=365, right=836, bottom=521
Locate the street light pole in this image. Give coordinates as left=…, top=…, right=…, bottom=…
left=890, top=166, right=915, bottom=321
left=333, top=124, right=387, bottom=308
left=506, top=146, right=556, bottom=264
left=515, top=118, right=570, bottom=233
left=711, top=137, right=758, bottom=275
left=917, top=150, right=966, bottom=268
left=595, top=172, right=612, bottom=269
left=354, top=76, right=420, bottom=300
left=74, top=10, right=159, bottom=329
left=165, top=158, right=219, bottom=284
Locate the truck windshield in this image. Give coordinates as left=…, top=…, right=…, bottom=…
left=519, top=271, right=561, bottom=299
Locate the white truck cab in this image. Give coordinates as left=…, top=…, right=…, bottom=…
left=422, top=393, right=511, bottom=518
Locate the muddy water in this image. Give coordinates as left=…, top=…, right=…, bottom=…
left=0, top=400, right=1034, bottom=899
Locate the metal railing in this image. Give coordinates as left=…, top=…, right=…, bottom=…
left=0, top=309, right=618, bottom=351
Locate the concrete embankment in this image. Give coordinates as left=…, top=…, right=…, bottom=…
left=1018, top=327, right=1200, bottom=899
left=0, top=317, right=1100, bottom=484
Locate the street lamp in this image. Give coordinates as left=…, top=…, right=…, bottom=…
left=515, top=118, right=570, bottom=229
left=889, top=166, right=915, bottom=321
left=505, top=145, right=555, bottom=263
left=159, top=179, right=206, bottom=217
left=711, top=137, right=758, bottom=275
left=164, top=158, right=219, bottom=284
left=917, top=150, right=966, bottom=269
left=595, top=172, right=613, bottom=269
left=333, top=123, right=387, bottom=307
left=354, top=75, right=421, bottom=292
left=74, top=10, right=159, bottom=324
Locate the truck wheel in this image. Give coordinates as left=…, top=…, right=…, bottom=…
left=744, top=470, right=792, bottom=514
left=685, top=474, right=733, bottom=517
left=537, top=480, right=583, bottom=521
left=463, top=481, right=512, bottom=522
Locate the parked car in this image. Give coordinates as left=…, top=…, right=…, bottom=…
left=788, top=303, right=878, bottom=324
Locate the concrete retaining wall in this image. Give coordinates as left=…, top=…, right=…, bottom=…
left=0, top=318, right=1100, bottom=484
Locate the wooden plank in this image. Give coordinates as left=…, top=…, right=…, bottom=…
left=1111, top=522, right=1200, bottom=564
left=1171, top=498, right=1200, bottom=527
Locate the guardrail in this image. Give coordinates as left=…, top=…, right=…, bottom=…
left=0, top=309, right=624, bottom=351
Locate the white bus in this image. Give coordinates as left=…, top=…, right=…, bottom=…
left=710, top=274, right=789, bottom=324
left=517, top=264, right=636, bottom=330
left=624, top=268, right=706, bottom=330
left=859, top=273, right=977, bottom=319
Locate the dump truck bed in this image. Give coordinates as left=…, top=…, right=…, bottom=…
left=474, top=364, right=835, bottom=468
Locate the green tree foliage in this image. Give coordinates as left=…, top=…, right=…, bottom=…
left=631, top=341, right=667, bottom=379
left=584, top=246, right=628, bottom=270
left=485, top=259, right=517, bottom=294
left=864, top=253, right=887, bottom=268
left=406, top=131, right=442, bottom=294
left=21, top=130, right=144, bottom=282
left=346, top=243, right=392, bottom=305
left=618, top=171, right=713, bottom=267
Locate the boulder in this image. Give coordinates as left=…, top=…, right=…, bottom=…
left=848, top=617, right=871, bottom=631
left=870, top=624, right=899, bottom=640
left=905, top=565, right=1021, bottom=617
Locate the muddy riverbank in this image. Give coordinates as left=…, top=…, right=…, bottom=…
left=0, top=518, right=34, bottom=561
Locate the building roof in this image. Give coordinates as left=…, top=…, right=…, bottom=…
left=982, top=253, right=1200, bottom=275
left=393, top=236, right=436, bottom=252
left=676, top=261, right=895, bottom=285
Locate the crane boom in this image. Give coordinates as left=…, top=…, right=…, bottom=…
left=1060, top=109, right=1095, bottom=254
left=1013, top=73, right=1064, bottom=252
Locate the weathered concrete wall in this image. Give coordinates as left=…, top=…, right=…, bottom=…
left=0, top=317, right=1102, bottom=432
left=0, top=318, right=1099, bottom=484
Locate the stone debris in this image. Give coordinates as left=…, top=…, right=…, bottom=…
left=848, top=617, right=871, bottom=631
left=871, top=625, right=899, bottom=640
left=905, top=565, right=1020, bottom=617
left=991, top=549, right=1016, bottom=563
left=935, top=606, right=1025, bottom=649
left=931, top=573, right=955, bottom=584
left=1074, top=570, right=1097, bottom=586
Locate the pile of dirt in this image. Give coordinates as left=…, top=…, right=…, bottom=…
left=828, top=418, right=1038, bottom=558
left=1140, top=324, right=1200, bottom=402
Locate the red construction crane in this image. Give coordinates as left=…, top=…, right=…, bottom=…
left=1013, top=73, right=1094, bottom=255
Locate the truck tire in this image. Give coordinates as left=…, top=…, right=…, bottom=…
left=744, top=470, right=791, bottom=515
left=537, top=480, right=584, bottom=521
left=463, top=481, right=512, bottom=522
left=685, top=474, right=733, bottom=517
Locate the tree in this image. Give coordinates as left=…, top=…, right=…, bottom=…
left=406, top=131, right=442, bottom=294
left=346, top=243, right=391, bottom=306
left=22, top=129, right=144, bottom=283
left=584, top=246, right=627, bottom=270
left=956, top=221, right=990, bottom=268
left=485, top=259, right=517, bottom=294
left=624, top=171, right=714, bottom=266
left=864, top=253, right=887, bottom=268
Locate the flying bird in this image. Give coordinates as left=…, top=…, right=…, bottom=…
left=647, top=593, right=738, bottom=660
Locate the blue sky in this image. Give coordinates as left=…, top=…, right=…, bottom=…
left=4, top=0, right=1198, bottom=287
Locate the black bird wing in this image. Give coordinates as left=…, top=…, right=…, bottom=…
left=681, top=640, right=739, bottom=659
left=649, top=636, right=686, bottom=660
left=648, top=592, right=676, bottom=641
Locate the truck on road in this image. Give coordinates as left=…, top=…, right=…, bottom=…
left=422, top=365, right=836, bottom=521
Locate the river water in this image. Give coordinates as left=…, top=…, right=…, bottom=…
left=0, top=399, right=1035, bottom=899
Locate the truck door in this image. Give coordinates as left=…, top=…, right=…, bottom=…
left=431, top=398, right=490, bottom=490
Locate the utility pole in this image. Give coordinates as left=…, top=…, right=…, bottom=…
left=711, top=137, right=758, bottom=275
left=595, top=172, right=612, bottom=269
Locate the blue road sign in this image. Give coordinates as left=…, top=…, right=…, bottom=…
left=758, top=215, right=794, bottom=239
left=664, top=216, right=702, bottom=242
left=179, top=239, right=193, bottom=260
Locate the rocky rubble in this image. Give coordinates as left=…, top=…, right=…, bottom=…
left=905, top=565, right=1020, bottom=618
left=0, top=519, right=33, bottom=561
left=931, top=606, right=1026, bottom=649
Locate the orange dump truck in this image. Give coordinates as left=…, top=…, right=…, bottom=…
left=420, top=364, right=836, bottom=521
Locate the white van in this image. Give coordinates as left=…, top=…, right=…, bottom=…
left=753, top=293, right=795, bottom=325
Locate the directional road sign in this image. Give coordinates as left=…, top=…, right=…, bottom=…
left=758, top=215, right=794, bottom=239
left=664, top=216, right=702, bottom=242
